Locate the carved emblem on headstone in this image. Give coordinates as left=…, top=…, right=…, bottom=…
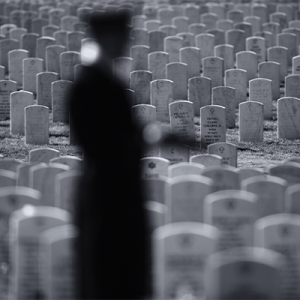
left=141, top=106, right=146, bottom=113
left=30, top=60, right=35, bottom=65
left=3, top=82, right=7, bottom=87
left=159, top=81, right=164, bottom=88
left=197, top=78, right=202, bottom=84
left=253, top=39, right=257, bottom=44
left=280, top=225, right=290, bottom=237
left=60, top=83, right=65, bottom=88
left=258, top=80, right=262, bottom=87
left=226, top=199, right=236, bottom=210
left=179, top=104, right=183, bottom=109
left=180, top=235, right=192, bottom=247
left=210, top=58, right=215, bottom=64
left=233, top=71, right=238, bottom=76
left=219, top=146, right=225, bottom=153
left=9, top=195, right=17, bottom=207
left=293, top=76, right=299, bottom=83
left=148, top=162, right=156, bottom=169
left=210, top=108, right=215, bottom=114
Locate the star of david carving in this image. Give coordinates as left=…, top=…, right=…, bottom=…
left=219, top=146, right=225, bottom=153
left=210, top=108, right=215, bottom=114
left=148, top=162, right=156, bottom=169
left=179, top=104, right=183, bottom=109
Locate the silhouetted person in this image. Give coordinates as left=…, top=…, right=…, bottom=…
left=68, top=11, right=149, bottom=300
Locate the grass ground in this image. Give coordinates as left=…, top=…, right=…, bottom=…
left=0, top=89, right=299, bottom=172
left=0, top=113, right=83, bottom=162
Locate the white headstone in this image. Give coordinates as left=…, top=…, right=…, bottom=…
left=169, top=100, right=195, bottom=143
left=242, top=175, right=287, bottom=218
left=204, top=190, right=258, bottom=249
left=166, top=175, right=212, bottom=223
left=10, top=91, right=34, bottom=135
left=153, top=222, right=219, bottom=299
left=200, top=105, right=226, bottom=149
left=25, top=105, right=49, bottom=145
left=277, top=97, right=300, bottom=139
left=239, top=101, right=264, bottom=142
left=150, top=79, right=173, bottom=123
left=188, top=76, right=211, bottom=117
left=208, top=142, right=237, bottom=168
left=8, top=206, right=69, bottom=300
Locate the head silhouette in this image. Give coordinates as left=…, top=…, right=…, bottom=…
left=88, top=10, right=132, bottom=59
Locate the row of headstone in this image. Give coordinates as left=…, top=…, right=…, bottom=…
left=0, top=158, right=299, bottom=298
left=152, top=219, right=295, bottom=299
left=8, top=204, right=77, bottom=299
left=7, top=91, right=297, bottom=146
left=0, top=2, right=299, bottom=149
left=143, top=165, right=300, bottom=219
left=2, top=2, right=300, bottom=300
left=116, top=49, right=287, bottom=89
left=132, top=96, right=300, bottom=145
left=3, top=191, right=300, bottom=300
left=0, top=162, right=299, bottom=298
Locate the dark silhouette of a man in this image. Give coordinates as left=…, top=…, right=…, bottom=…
left=68, top=11, right=149, bottom=300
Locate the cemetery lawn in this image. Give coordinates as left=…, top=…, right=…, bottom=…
left=0, top=100, right=300, bottom=172
left=0, top=115, right=83, bottom=161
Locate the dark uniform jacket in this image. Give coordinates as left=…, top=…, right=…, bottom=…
left=68, top=62, right=149, bottom=300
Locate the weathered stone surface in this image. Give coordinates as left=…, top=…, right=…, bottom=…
left=169, top=100, right=195, bottom=143
left=249, top=78, right=273, bottom=120
left=225, top=68, right=247, bottom=107
left=208, top=142, right=237, bottom=168
left=258, top=62, right=280, bottom=100
left=25, top=105, right=49, bottom=145
left=277, top=97, right=300, bottom=139
left=188, top=76, right=211, bottom=117
left=10, top=91, right=34, bottom=135
left=239, top=101, right=264, bottom=142
left=0, top=80, right=17, bottom=119
left=202, top=56, right=224, bottom=88
left=150, top=79, right=173, bottom=123
left=200, top=105, right=226, bottom=149
left=166, top=62, right=187, bottom=100
left=52, top=80, right=73, bottom=123
left=212, top=86, right=236, bottom=128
